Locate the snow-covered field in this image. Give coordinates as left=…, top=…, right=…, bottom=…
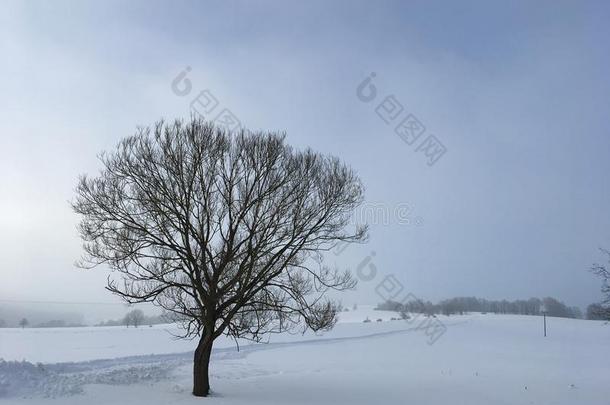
left=1, top=307, right=609, bottom=404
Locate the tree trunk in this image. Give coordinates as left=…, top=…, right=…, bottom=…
left=193, top=333, right=214, bottom=397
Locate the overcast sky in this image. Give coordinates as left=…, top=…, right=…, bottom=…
left=1, top=0, right=609, bottom=318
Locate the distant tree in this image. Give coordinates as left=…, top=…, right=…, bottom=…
left=381, top=296, right=579, bottom=319
left=438, top=298, right=466, bottom=316
left=376, top=300, right=402, bottom=312
left=591, top=249, right=610, bottom=309
left=36, top=320, right=67, bottom=328
left=0, top=319, right=6, bottom=328
left=124, top=309, right=146, bottom=328
left=97, top=311, right=170, bottom=327
left=72, top=118, right=366, bottom=396
left=542, top=297, right=574, bottom=318
left=586, top=303, right=610, bottom=321
left=133, top=310, right=145, bottom=327
left=423, top=301, right=437, bottom=316
left=569, top=306, right=583, bottom=319
left=19, top=318, right=28, bottom=328
left=95, top=318, right=123, bottom=327
left=527, top=298, right=542, bottom=315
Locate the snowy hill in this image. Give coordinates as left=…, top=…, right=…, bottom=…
left=1, top=309, right=609, bottom=404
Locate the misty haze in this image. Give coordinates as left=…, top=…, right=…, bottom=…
left=1, top=1, right=609, bottom=404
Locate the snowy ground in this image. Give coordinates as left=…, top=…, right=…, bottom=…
left=1, top=307, right=609, bottom=404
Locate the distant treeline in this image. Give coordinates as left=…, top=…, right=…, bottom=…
left=0, top=310, right=181, bottom=328
left=0, top=318, right=85, bottom=328
left=376, top=296, right=585, bottom=319
left=586, top=303, right=610, bottom=321
left=95, top=310, right=169, bottom=327
left=34, top=319, right=86, bottom=328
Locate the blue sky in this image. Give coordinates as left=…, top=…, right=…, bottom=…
left=1, top=0, right=609, bottom=314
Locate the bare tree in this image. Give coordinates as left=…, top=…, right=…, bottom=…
left=124, top=309, right=145, bottom=328
left=19, top=318, right=28, bottom=328
left=591, top=248, right=610, bottom=315
left=72, top=118, right=366, bottom=397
